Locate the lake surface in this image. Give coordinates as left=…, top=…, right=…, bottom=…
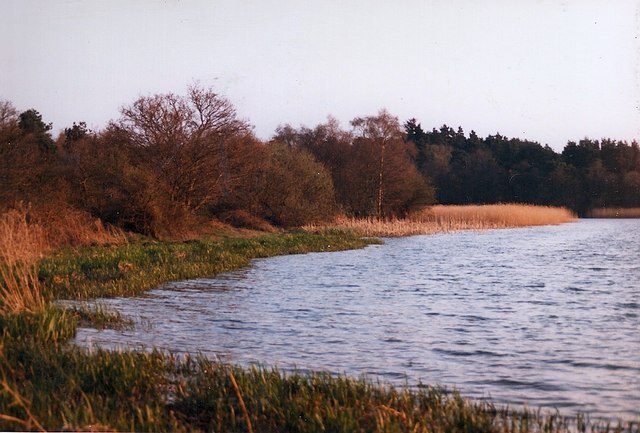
left=76, top=219, right=640, bottom=419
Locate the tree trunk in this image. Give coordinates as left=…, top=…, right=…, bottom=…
left=377, top=139, right=386, bottom=218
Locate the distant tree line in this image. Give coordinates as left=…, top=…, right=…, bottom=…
left=1, top=87, right=638, bottom=237
left=404, top=121, right=640, bottom=214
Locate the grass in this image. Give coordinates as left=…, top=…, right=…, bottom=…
left=1, top=308, right=637, bottom=432
left=588, top=208, right=640, bottom=218
left=307, top=204, right=577, bottom=237
left=39, top=229, right=376, bottom=300
left=66, top=304, right=134, bottom=330
left=0, top=206, right=129, bottom=314
left=0, top=306, right=77, bottom=345
left=30, top=204, right=128, bottom=249
left=0, top=210, right=46, bottom=314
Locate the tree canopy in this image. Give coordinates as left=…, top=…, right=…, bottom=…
left=0, top=88, right=637, bottom=239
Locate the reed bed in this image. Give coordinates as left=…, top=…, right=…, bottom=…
left=0, top=210, right=46, bottom=314
left=426, top=204, right=576, bottom=228
left=588, top=208, right=640, bottom=218
left=0, top=209, right=48, bottom=264
left=0, top=206, right=127, bottom=313
left=307, top=204, right=576, bottom=237
left=29, top=204, right=128, bottom=248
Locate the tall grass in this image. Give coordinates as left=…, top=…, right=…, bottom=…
left=308, top=204, right=576, bottom=237
left=0, top=333, right=636, bottom=433
left=0, top=205, right=127, bottom=313
left=588, top=208, right=640, bottom=218
left=425, top=204, right=576, bottom=228
left=29, top=204, right=128, bottom=248
left=0, top=210, right=46, bottom=313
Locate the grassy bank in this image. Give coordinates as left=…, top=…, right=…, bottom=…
left=588, top=208, right=640, bottom=218
left=2, top=309, right=636, bottom=433
left=307, top=204, right=577, bottom=237
left=39, top=230, right=375, bottom=300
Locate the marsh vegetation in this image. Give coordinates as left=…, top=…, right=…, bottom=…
left=306, top=204, right=576, bottom=237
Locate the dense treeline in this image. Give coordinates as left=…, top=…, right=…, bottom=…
left=1, top=86, right=638, bottom=237
left=405, top=121, right=640, bottom=214
left=0, top=88, right=341, bottom=236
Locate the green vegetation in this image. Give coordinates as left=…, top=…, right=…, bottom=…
left=66, top=304, right=134, bottom=330
left=403, top=122, right=640, bottom=215
left=2, top=307, right=638, bottom=432
left=40, top=231, right=374, bottom=300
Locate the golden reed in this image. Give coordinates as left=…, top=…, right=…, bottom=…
left=0, top=210, right=46, bottom=313
left=0, top=207, right=126, bottom=313
left=306, top=204, right=576, bottom=237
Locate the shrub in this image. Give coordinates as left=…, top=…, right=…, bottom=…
left=258, top=143, right=337, bottom=227
left=218, top=209, right=277, bottom=232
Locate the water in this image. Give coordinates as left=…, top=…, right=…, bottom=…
left=76, top=219, right=640, bottom=419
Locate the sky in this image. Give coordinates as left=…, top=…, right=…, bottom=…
left=1, top=0, right=639, bottom=150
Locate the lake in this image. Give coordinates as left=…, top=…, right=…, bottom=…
left=75, top=219, right=640, bottom=419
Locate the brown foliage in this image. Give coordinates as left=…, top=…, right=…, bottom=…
left=588, top=207, right=640, bottom=218
left=257, top=143, right=337, bottom=227
left=116, top=85, right=252, bottom=214
left=28, top=204, right=127, bottom=248
left=2, top=93, right=438, bottom=236
left=65, top=85, right=264, bottom=237
left=0, top=102, right=66, bottom=209
left=218, top=210, right=277, bottom=232
left=274, top=118, right=352, bottom=210
left=58, top=129, right=163, bottom=235
left=278, top=111, right=435, bottom=218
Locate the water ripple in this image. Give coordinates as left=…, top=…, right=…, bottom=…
left=75, top=219, right=640, bottom=420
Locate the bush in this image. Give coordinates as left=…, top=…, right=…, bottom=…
left=218, top=209, right=277, bottom=232
left=258, top=144, right=337, bottom=227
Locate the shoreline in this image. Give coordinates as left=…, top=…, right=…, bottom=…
left=2, top=222, right=637, bottom=431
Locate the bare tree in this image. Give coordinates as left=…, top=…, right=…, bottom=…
left=0, top=101, right=18, bottom=130
left=115, top=85, right=252, bottom=213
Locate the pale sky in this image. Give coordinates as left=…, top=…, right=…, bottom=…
left=1, top=0, right=639, bottom=150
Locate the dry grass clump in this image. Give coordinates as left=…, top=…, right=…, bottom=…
left=314, top=216, right=443, bottom=237
left=218, top=210, right=277, bottom=233
left=29, top=205, right=127, bottom=248
left=0, top=210, right=47, bottom=313
left=424, top=204, right=576, bottom=228
left=307, top=204, right=576, bottom=237
left=588, top=208, right=640, bottom=218
left=0, top=206, right=127, bottom=313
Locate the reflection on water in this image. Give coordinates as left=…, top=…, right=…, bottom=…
left=76, top=219, right=640, bottom=419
